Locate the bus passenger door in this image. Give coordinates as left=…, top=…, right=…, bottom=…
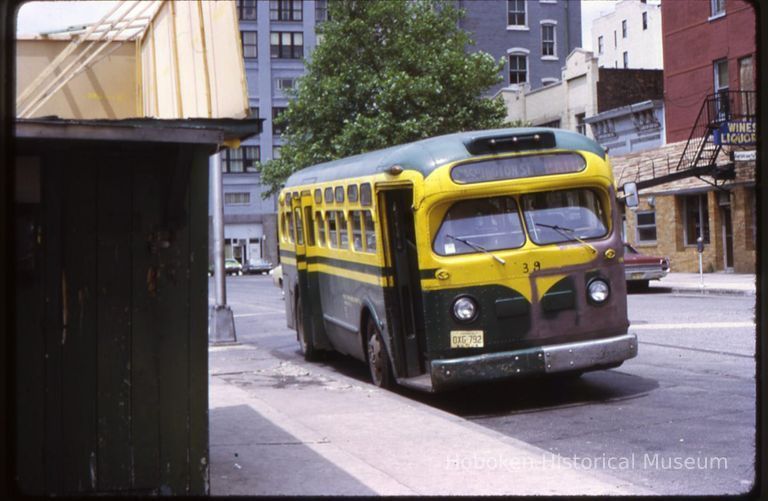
left=292, top=192, right=326, bottom=350
left=380, top=188, right=425, bottom=377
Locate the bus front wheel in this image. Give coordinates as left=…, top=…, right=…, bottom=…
left=366, top=317, right=394, bottom=389
left=296, top=297, right=319, bottom=361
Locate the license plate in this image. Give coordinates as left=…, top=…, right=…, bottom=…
left=450, top=330, right=484, bottom=348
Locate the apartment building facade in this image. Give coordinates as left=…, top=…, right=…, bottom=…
left=592, top=0, right=663, bottom=70
left=457, top=0, right=582, bottom=94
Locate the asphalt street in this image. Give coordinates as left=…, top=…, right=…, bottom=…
left=210, top=275, right=756, bottom=495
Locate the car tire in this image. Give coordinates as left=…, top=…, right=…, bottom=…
left=366, top=316, right=394, bottom=389
left=296, top=297, right=320, bottom=361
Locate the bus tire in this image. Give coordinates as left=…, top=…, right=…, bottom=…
left=296, top=297, right=319, bottom=361
left=365, top=316, right=394, bottom=389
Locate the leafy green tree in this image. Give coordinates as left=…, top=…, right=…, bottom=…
left=260, top=0, right=509, bottom=195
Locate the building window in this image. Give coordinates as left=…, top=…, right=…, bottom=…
left=642, top=12, right=648, bottom=30
left=623, top=51, right=628, bottom=68
left=621, top=19, right=627, bottom=38
left=683, top=194, right=710, bottom=245
left=541, top=24, right=556, bottom=57
left=222, top=146, right=261, bottom=173
left=250, top=106, right=259, bottom=118
left=225, top=192, right=251, bottom=205
left=507, top=0, right=526, bottom=27
left=710, top=0, right=726, bottom=17
left=271, top=31, right=304, bottom=59
left=276, top=78, right=296, bottom=91
left=597, top=35, right=604, bottom=55
left=270, top=0, right=302, bottom=22
left=508, top=54, right=527, bottom=85
left=714, top=59, right=729, bottom=119
left=273, top=145, right=282, bottom=159
left=316, top=0, right=330, bottom=23
left=236, top=0, right=257, bottom=20
left=636, top=211, right=657, bottom=242
left=575, top=112, right=586, bottom=135
left=241, top=31, right=257, bottom=60
left=613, top=30, right=617, bottom=47
left=272, top=107, right=287, bottom=135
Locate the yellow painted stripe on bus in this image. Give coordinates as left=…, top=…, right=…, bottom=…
left=308, top=262, right=391, bottom=287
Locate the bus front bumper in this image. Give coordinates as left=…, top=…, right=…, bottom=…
left=429, top=333, right=638, bottom=391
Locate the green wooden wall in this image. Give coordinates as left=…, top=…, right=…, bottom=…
left=15, top=140, right=209, bottom=495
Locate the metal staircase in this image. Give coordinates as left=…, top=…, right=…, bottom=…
left=631, top=90, right=755, bottom=191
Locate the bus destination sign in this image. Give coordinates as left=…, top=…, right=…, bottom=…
left=451, top=153, right=586, bottom=184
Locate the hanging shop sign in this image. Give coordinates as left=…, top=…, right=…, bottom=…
left=713, top=120, right=757, bottom=146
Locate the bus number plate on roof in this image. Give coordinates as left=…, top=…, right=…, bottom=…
left=451, top=153, right=585, bottom=184
left=450, top=330, right=484, bottom=348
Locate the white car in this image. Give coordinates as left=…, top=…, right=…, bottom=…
left=269, top=265, right=283, bottom=295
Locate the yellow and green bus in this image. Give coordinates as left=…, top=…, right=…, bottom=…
left=277, top=128, right=637, bottom=392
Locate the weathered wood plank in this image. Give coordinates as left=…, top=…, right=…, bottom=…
left=61, top=160, right=99, bottom=493
left=187, top=147, right=210, bottom=495
left=155, top=150, right=191, bottom=494
left=14, top=199, right=46, bottom=494
left=96, top=161, right=133, bottom=491
left=42, top=161, right=64, bottom=494
left=130, top=163, right=161, bottom=491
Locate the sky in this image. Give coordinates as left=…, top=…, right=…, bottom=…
left=17, top=0, right=620, bottom=47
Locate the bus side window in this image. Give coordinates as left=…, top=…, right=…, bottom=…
left=327, top=211, right=338, bottom=248
left=315, top=210, right=326, bottom=246
left=338, top=210, right=349, bottom=249
left=294, top=208, right=304, bottom=245
left=287, top=211, right=295, bottom=244
left=279, top=212, right=286, bottom=243
left=363, top=210, right=376, bottom=252
left=351, top=210, right=363, bottom=251
left=304, top=207, right=315, bottom=246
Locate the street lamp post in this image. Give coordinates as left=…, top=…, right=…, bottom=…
left=209, top=150, right=237, bottom=344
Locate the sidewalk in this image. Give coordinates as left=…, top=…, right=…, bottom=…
left=648, top=272, right=756, bottom=296
left=207, top=343, right=650, bottom=496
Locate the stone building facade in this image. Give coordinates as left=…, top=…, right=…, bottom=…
left=613, top=142, right=756, bottom=273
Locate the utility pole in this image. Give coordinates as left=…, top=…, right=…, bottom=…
left=209, top=150, right=237, bottom=344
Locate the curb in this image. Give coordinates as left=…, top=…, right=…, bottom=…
left=652, top=285, right=755, bottom=297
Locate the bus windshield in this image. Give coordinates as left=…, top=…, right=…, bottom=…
left=433, top=196, right=525, bottom=256
left=522, top=188, right=607, bottom=245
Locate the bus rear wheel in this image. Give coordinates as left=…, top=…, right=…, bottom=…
left=366, top=317, right=394, bottom=389
left=296, top=297, right=319, bottom=361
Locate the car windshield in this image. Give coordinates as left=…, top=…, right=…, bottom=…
left=521, top=188, right=608, bottom=245
left=433, top=196, right=525, bottom=256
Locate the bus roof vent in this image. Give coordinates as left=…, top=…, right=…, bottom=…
left=465, top=132, right=556, bottom=155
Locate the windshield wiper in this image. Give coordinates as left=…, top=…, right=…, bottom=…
left=533, top=223, right=597, bottom=254
left=445, top=234, right=506, bottom=265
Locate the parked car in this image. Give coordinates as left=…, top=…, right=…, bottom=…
left=269, top=264, right=283, bottom=292
left=624, top=243, right=670, bottom=288
left=243, top=258, right=273, bottom=275
left=224, top=258, right=243, bottom=276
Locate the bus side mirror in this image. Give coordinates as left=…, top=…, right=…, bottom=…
left=622, top=182, right=639, bottom=208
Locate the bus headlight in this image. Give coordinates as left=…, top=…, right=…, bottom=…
left=587, top=278, right=610, bottom=305
left=452, top=296, right=479, bottom=322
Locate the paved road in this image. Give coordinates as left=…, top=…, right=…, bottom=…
left=212, top=275, right=756, bottom=495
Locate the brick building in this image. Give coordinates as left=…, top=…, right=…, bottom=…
left=613, top=142, right=756, bottom=273
left=613, top=0, right=757, bottom=274
left=663, top=0, right=756, bottom=143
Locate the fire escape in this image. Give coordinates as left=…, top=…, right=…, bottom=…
left=629, top=90, right=756, bottom=191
